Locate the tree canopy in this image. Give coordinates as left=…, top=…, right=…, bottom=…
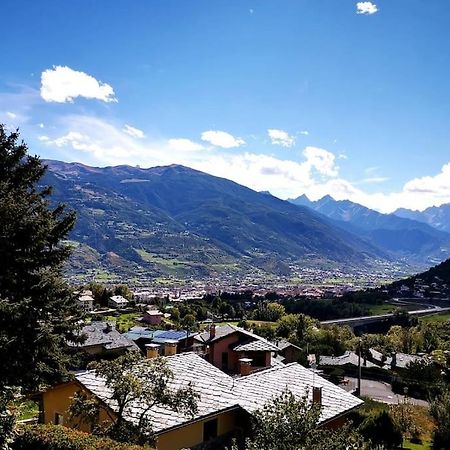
left=0, top=125, right=81, bottom=390
left=69, top=352, right=199, bottom=444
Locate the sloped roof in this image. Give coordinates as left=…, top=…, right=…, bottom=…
left=233, top=363, right=363, bottom=424
left=319, top=351, right=378, bottom=368
left=276, top=339, right=302, bottom=352
left=196, top=323, right=236, bottom=343
left=76, top=353, right=238, bottom=435
left=69, top=322, right=139, bottom=351
left=233, top=339, right=279, bottom=352
left=196, top=324, right=279, bottom=352
left=123, top=328, right=197, bottom=343
left=74, top=353, right=362, bottom=435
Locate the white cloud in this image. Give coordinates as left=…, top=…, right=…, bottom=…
left=300, top=130, right=309, bottom=136
left=123, top=124, right=145, bottom=139
left=38, top=115, right=450, bottom=214
left=168, top=138, right=204, bottom=152
left=356, top=2, right=378, bottom=15
left=268, top=129, right=295, bottom=147
left=40, top=66, right=117, bottom=103
left=303, top=146, right=338, bottom=177
left=38, top=123, right=45, bottom=128
left=6, top=111, right=16, bottom=119
left=201, top=130, right=245, bottom=148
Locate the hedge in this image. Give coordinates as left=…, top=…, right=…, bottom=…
left=13, top=424, right=150, bottom=450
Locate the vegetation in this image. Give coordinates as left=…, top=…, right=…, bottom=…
left=0, top=125, right=82, bottom=391
left=13, top=424, right=149, bottom=450
left=0, top=125, right=82, bottom=449
left=234, top=389, right=366, bottom=450
left=430, top=390, right=450, bottom=449
left=69, top=352, right=199, bottom=445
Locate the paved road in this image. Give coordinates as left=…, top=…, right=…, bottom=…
left=321, top=306, right=450, bottom=326
left=344, top=377, right=428, bottom=407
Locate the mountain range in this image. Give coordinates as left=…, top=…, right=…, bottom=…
left=42, top=161, right=450, bottom=284
left=42, top=161, right=390, bottom=283
left=394, top=204, right=450, bottom=234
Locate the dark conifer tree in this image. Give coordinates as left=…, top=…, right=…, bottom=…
left=0, top=125, right=81, bottom=391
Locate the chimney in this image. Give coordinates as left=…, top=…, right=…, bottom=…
left=391, top=352, right=397, bottom=369
left=164, top=340, right=178, bottom=356
left=104, top=322, right=114, bottom=333
left=145, top=343, right=160, bottom=359
left=209, top=323, right=216, bottom=340
left=312, top=386, right=322, bottom=407
left=239, top=358, right=253, bottom=376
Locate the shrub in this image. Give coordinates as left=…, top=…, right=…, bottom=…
left=13, top=424, right=150, bottom=450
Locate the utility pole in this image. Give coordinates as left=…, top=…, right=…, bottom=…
left=357, top=338, right=362, bottom=396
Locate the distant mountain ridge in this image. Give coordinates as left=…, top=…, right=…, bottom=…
left=43, top=160, right=389, bottom=283
left=288, top=194, right=450, bottom=266
left=394, top=204, right=450, bottom=234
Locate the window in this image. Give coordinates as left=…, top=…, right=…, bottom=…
left=203, top=418, right=218, bottom=442
left=221, top=352, right=229, bottom=370
left=54, top=413, right=64, bottom=425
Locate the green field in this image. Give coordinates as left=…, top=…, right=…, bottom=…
left=106, top=312, right=141, bottom=332
left=404, top=439, right=431, bottom=449
left=420, top=312, right=450, bottom=323
left=368, top=304, right=397, bottom=315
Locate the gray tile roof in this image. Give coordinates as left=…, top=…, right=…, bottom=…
left=74, top=352, right=362, bottom=435
left=275, top=339, right=302, bottom=351
left=233, top=363, right=363, bottom=424
left=318, top=351, right=378, bottom=368
left=69, top=322, right=139, bottom=352
left=196, top=324, right=237, bottom=343
left=233, top=339, right=280, bottom=352
left=76, top=353, right=238, bottom=435
left=197, top=324, right=280, bottom=352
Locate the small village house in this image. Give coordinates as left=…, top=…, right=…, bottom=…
left=68, top=321, right=139, bottom=357
left=39, top=352, right=362, bottom=450
left=108, top=294, right=129, bottom=309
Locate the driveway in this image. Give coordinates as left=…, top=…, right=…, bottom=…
left=344, top=377, right=429, bottom=407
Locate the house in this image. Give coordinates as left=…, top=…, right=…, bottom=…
left=318, top=351, right=378, bottom=369
left=123, top=327, right=198, bottom=354
left=195, top=324, right=281, bottom=374
left=40, top=352, right=363, bottom=450
left=142, top=309, right=164, bottom=325
left=108, top=295, right=129, bottom=310
left=76, top=292, right=94, bottom=312
left=68, top=321, right=139, bottom=356
left=274, top=339, right=302, bottom=363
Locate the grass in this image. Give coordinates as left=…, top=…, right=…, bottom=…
left=248, top=320, right=277, bottom=328
left=17, top=400, right=39, bottom=420
left=105, top=312, right=141, bottom=332
left=368, top=304, right=397, bottom=315
left=403, top=439, right=431, bottom=449
left=358, top=398, right=434, bottom=448
left=420, top=312, right=450, bottom=323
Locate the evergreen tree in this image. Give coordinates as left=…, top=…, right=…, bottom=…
left=0, top=125, right=81, bottom=391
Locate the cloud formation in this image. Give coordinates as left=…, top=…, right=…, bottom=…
left=268, top=129, right=295, bottom=147
left=201, top=130, right=245, bottom=148
left=40, top=66, right=117, bottom=103
left=168, top=138, right=204, bottom=152
left=356, top=2, right=378, bottom=15
left=37, top=115, right=450, bottom=214
left=123, top=124, right=145, bottom=139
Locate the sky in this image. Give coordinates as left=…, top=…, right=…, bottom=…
left=1, top=0, right=450, bottom=213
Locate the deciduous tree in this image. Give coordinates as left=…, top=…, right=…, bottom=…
left=69, top=352, right=199, bottom=444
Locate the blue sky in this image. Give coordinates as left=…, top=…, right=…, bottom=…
left=1, top=0, right=450, bottom=212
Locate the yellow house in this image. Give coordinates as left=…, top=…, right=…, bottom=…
left=40, top=353, right=362, bottom=450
